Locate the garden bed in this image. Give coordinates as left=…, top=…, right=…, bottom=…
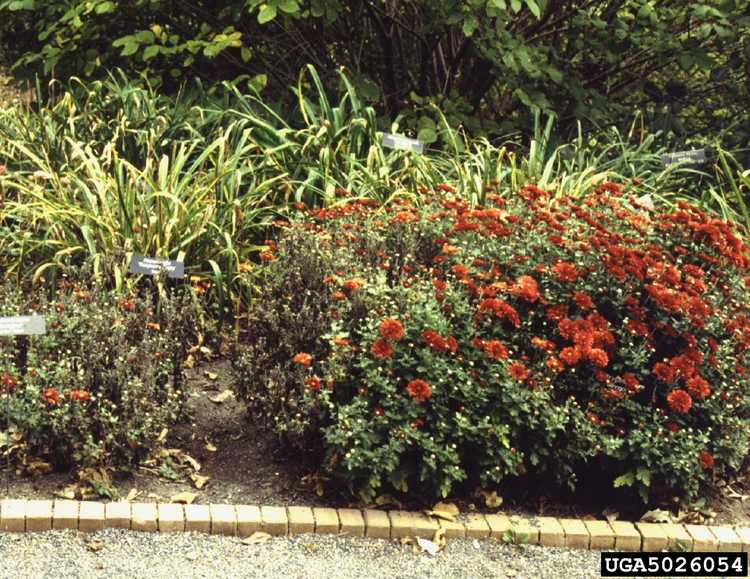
left=2, top=357, right=749, bottom=527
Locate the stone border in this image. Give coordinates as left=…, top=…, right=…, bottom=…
left=1, top=498, right=748, bottom=552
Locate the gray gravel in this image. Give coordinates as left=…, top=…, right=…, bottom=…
left=0, top=529, right=603, bottom=579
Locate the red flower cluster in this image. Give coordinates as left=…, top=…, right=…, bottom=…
left=406, top=379, right=432, bottom=402
left=293, top=352, right=312, bottom=367
left=483, top=339, right=509, bottom=361
left=380, top=319, right=405, bottom=341
left=667, top=389, right=692, bottom=414
left=70, top=389, right=91, bottom=402
left=43, top=388, right=60, bottom=405
left=421, top=330, right=458, bottom=354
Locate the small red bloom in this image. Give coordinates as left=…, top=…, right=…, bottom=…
left=685, top=376, right=711, bottom=400
left=551, top=261, right=581, bottom=282
left=508, top=362, right=529, bottom=382
left=573, top=292, right=594, bottom=310
left=587, top=348, right=609, bottom=369
left=305, top=376, right=322, bottom=391
left=559, top=346, right=581, bottom=366
left=343, top=278, right=365, bottom=291
left=484, top=340, right=509, bottom=361
left=259, top=251, right=275, bottom=262
left=406, top=379, right=432, bottom=403
left=511, top=275, right=539, bottom=302
left=70, top=389, right=91, bottom=402
left=667, top=389, right=692, bottom=414
left=698, top=450, right=714, bottom=470
left=43, top=388, right=61, bottom=405
left=371, top=338, right=393, bottom=359
left=293, top=352, right=312, bottom=367
left=380, top=319, right=405, bottom=341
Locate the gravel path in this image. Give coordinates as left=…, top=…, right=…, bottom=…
left=0, top=529, right=603, bottom=579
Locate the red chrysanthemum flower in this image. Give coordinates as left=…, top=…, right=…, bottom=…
left=406, top=379, right=432, bottom=403
left=587, top=348, right=609, bottom=369
left=43, top=388, right=60, bottom=406
left=305, top=376, right=322, bottom=391
left=551, top=261, right=580, bottom=282
left=343, top=278, right=365, bottom=291
left=259, top=251, right=275, bottom=262
left=293, top=352, right=312, bottom=367
left=70, top=389, right=91, bottom=402
left=653, top=362, right=676, bottom=383
left=699, top=450, right=715, bottom=470
left=559, top=346, right=581, bottom=366
left=546, top=356, right=564, bottom=373
left=484, top=340, right=509, bottom=361
left=380, top=319, right=405, bottom=341
left=371, top=338, right=393, bottom=359
left=667, top=389, right=692, bottom=414
left=573, top=292, right=594, bottom=310
left=685, top=376, right=711, bottom=400
left=511, top=275, right=539, bottom=302
left=508, top=362, right=529, bottom=382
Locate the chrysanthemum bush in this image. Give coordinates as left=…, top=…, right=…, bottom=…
left=234, top=183, right=750, bottom=502
left=0, top=276, right=192, bottom=470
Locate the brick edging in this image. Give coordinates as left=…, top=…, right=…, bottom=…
left=1, top=498, right=748, bottom=552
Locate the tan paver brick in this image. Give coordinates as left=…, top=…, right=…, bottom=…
left=337, top=509, right=364, bottom=537
left=389, top=510, right=414, bottom=539
left=158, top=503, right=185, bottom=533
left=438, top=518, right=466, bottom=539
left=105, top=502, right=131, bottom=529
left=53, top=500, right=79, bottom=530
left=735, top=526, right=750, bottom=553
left=610, top=521, right=641, bottom=552
left=362, top=509, right=389, bottom=539
left=184, top=504, right=210, bottom=533
left=636, top=522, right=668, bottom=552
left=463, top=514, right=491, bottom=539
left=313, top=507, right=340, bottom=535
left=585, top=520, right=616, bottom=550
left=261, top=506, right=288, bottom=536
left=287, top=506, right=315, bottom=535
left=710, top=526, right=742, bottom=552
left=131, top=502, right=158, bottom=532
left=0, top=499, right=26, bottom=532
left=25, top=500, right=53, bottom=532
left=236, top=505, right=262, bottom=537
left=510, top=515, right=540, bottom=545
left=537, top=517, right=565, bottom=547
left=411, top=512, right=440, bottom=539
left=685, top=525, right=717, bottom=552
left=485, top=514, right=511, bottom=539
left=560, top=518, right=590, bottom=550
left=661, top=524, right=693, bottom=551
left=210, top=504, right=237, bottom=536
left=79, top=501, right=105, bottom=533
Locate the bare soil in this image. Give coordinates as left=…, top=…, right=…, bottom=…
left=2, top=358, right=749, bottom=527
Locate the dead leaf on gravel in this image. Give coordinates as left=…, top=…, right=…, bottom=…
left=190, top=474, right=209, bottom=489
left=433, top=528, right=447, bottom=550
left=204, top=440, right=217, bottom=452
left=416, top=537, right=440, bottom=556
left=241, top=531, right=272, bottom=545
left=54, top=484, right=79, bottom=500
left=209, top=389, right=233, bottom=403
left=640, top=509, right=672, bottom=523
left=182, top=454, right=201, bottom=472
left=27, top=460, right=53, bottom=476
left=87, top=540, right=104, bottom=553
left=171, top=492, right=198, bottom=504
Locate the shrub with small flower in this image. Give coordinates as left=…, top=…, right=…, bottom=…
left=0, top=277, right=192, bottom=470
left=235, top=183, right=750, bottom=503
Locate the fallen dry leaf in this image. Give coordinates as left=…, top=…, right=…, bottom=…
left=27, top=460, right=53, bottom=476
left=182, top=454, right=201, bottom=472
left=432, top=502, right=460, bottom=516
left=87, top=540, right=104, bottom=552
left=157, top=428, right=168, bottom=443
left=184, top=355, right=195, bottom=369
left=433, top=528, right=447, bottom=550
left=204, top=440, right=217, bottom=453
left=210, top=390, right=233, bottom=404
left=242, top=531, right=272, bottom=545
left=483, top=490, right=503, bottom=509
left=171, top=492, right=198, bottom=505
left=54, top=484, right=79, bottom=500
left=640, top=509, right=672, bottom=523
left=205, top=371, right=218, bottom=381
left=190, top=474, right=210, bottom=489
left=126, top=488, right=141, bottom=502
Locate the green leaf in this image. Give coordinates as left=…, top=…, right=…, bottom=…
left=240, top=47, right=252, bottom=62
left=635, top=467, right=651, bottom=487
left=525, top=0, right=540, bottom=18
left=510, top=0, right=522, bottom=13
left=462, top=16, right=478, bottom=36
left=417, top=127, right=437, bottom=144
left=258, top=4, right=277, bottom=24
left=95, top=1, right=115, bottom=14
left=120, top=42, right=139, bottom=57
left=278, top=0, right=300, bottom=14
left=8, top=0, right=35, bottom=9
left=613, top=472, right=635, bottom=488
left=143, top=45, right=160, bottom=61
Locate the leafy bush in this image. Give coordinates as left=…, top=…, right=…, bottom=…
left=235, top=183, right=750, bottom=503
left=0, top=276, right=192, bottom=471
